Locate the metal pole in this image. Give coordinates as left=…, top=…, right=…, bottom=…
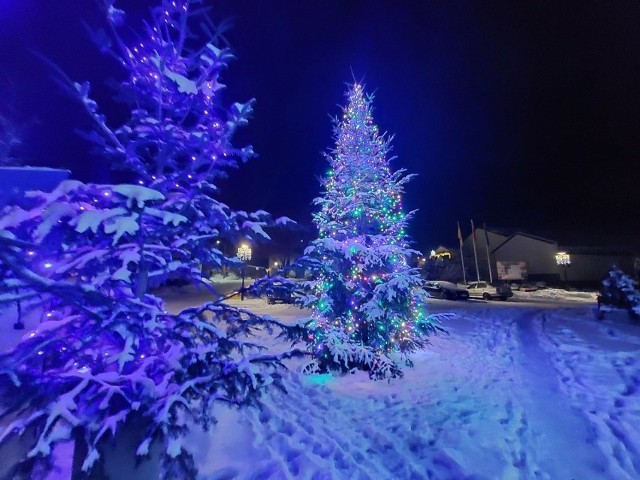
left=236, top=243, right=252, bottom=301
left=240, top=266, right=245, bottom=301
left=484, top=224, right=493, bottom=283
left=458, top=222, right=467, bottom=285
left=471, top=220, right=480, bottom=282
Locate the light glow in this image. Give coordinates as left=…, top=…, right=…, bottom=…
left=555, top=252, right=571, bottom=265
left=237, top=243, right=252, bottom=262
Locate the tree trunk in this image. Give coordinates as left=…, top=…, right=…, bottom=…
left=361, top=319, right=369, bottom=346
left=71, top=427, right=89, bottom=480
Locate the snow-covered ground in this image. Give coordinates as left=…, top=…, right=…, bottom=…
left=183, top=297, right=640, bottom=480
left=2, top=290, right=638, bottom=479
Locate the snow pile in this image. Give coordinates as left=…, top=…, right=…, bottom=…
left=210, top=273, right=246, bottom=283
left=514, top=287, right=597, bottom=303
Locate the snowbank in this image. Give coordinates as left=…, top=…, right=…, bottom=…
left=513, top=287, right=597, bottom=303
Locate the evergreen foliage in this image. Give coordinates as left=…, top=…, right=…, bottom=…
left=601, top=267, right=640, bottom=318
left=422, top=254, right=466, bottom=283
left=0, top=1, right=300, bottom=478
left=61, top=0, right=281, bottom=282
left=302, top=83, right=446, bottom=379
left=0, top=219, right=302, bottom=478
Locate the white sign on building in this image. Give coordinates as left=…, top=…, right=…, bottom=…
left=497, top=261, right=528, bottom=280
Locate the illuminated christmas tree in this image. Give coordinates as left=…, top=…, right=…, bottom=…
left=304, top=83, right=444, bottom=379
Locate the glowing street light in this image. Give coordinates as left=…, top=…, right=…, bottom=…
left=555, top=251, right=571, bottom=281
left=237, top=243, right=252, bottom=262
left=237, top=243, right=252, bottom=300
left=267, top=261, right=280, bottom=278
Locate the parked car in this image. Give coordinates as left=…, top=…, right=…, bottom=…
left=266, top=281, right=295, bottom=305
left=424, top=281, right=470, bottom=300
left=467, top=281, right=513, bottom=301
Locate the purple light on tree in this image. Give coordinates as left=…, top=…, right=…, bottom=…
left=0, top=1, right=301, bottom=478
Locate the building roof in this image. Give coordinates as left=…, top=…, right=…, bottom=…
left=464, top=225, right=639, bottom=255
left=491, top=231, right=557, bottom=253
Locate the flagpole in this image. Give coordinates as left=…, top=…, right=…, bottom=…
left=457, top=221, right=467, bottom=285
left=471, top=219, right=480, bottom=282
left=484, top=222, right=493, bottom=283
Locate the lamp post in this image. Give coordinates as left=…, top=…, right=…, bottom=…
left=237, top=243, right=252, bottom=300
left=214, top=239, right=229, bottom=276
left=555, top=251, right=571, bottom=282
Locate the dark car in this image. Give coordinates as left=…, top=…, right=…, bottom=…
left=266, top=281, right=295, bottom=304
left=424, top=281, right=470, bottom=300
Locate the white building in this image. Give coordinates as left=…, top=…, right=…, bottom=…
left=462, top=227, right=636, bottom=285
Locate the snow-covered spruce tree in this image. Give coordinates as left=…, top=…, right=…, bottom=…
left=302, top=83, right=446, bottom=380
left=601, top=267, right=640, bottom=318
left=0, top=1, right=301, bottom=478
left=0, top=182, right=303, bottom=478
left=68, top=0, right=286, bottom=285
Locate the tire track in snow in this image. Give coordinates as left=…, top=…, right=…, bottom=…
left=239, top=375, right=429, bottom=480
left=198, top=306, right=626, bottom=479
left=536, top=310, right=640, bottom=479
left=203, top=310, right=538, bottom=480
left=453, top=309, right=544, bottom=480
left=513, top=309, right=609, bottom=479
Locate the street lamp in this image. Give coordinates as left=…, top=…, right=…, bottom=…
left=555, top=251, right=571, bottom=282
left=268, top=261, right=280, bottom=278
left=237, top=243, right=252, bottom=300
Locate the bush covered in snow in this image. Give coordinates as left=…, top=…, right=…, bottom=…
left=600, top=267, right=640, bottom=319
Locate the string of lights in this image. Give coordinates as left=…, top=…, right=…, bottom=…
left=308, top=83, right=439, bottom=363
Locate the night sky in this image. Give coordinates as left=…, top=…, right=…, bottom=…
left=1, top=1, right=639, bottom=250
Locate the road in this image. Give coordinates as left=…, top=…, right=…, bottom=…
left=424, top=294, right=596, bottom=312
